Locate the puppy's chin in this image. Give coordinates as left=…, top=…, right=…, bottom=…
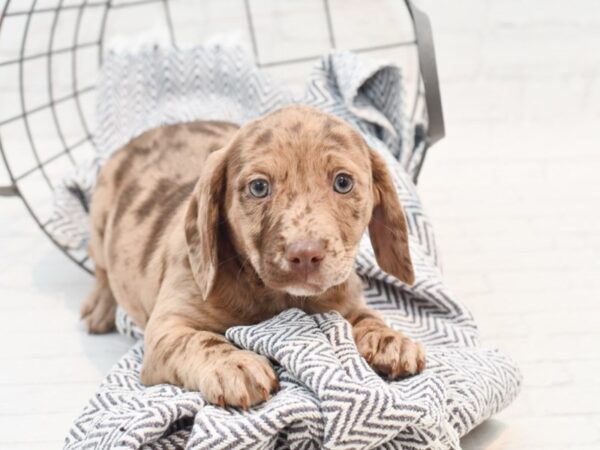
left=282, top=284, right=326, bottom=297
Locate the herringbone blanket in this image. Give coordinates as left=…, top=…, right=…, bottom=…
left=61, top=44, right=521, bottom=449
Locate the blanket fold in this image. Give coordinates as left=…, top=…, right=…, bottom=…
left=62, top=43, right=521, bottom=450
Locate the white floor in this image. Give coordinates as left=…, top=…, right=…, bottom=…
left=1, top=1, right=600, bottom=449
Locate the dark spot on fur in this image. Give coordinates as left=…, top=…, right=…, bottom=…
left=172, top=141, right=187, bottom=151
left=322, top=118, right=337, bottom=133
left=95, top=224, right=105, bottom=241
left=113, top=146, right=151, bottom=188
left=172, top=370, right=183, bottom=386
left=254, top=129, right=273, bottom=147
left=112, top=182, right=141, bottom=229
left=340, top=228, right=349, bottom=244
left=139, top=182, right=195, bottom=273
left=252, top=211, right=270, bottom=253
left=158, top=253, right=168, bottom=286
left=154, top=334, right=168, bottom=352
left=381, top=335, right=395, bottom=351
left=201, top=338, right=229, bottom=349
left=95, top=211, right=108, bottom=241
left=328, top=132, right=350, bottom=149
left=135, top=178, right=177, bottom=223
left=349, top=312, right=375, bottom=327
left=290, top=122, right=302, bottom=134
left=254, top=211, right=282, bottom=255
left=162, top=125, right=180, bottom=138
left=185, top=198, right=199, bottom=243
left=162, top=334, right=193, bottom=364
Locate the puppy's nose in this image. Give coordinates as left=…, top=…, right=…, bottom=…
left=286, top=240, right=325, bottom=274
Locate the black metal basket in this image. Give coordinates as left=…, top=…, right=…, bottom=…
left=0, top=0, right=444, bottom=274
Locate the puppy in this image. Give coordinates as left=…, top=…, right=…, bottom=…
left=82, top=105, right=425, bottom=408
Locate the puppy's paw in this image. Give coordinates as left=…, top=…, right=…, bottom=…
left=80, top=285, right=117, bottom=334
left=356, top=327, right=425, bottom=379
left=199, top=350, right=278, bottom=409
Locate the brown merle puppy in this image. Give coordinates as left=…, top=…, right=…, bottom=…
left=82, top=105, right=425, bottom=408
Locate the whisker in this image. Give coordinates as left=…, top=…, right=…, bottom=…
left=216, top=254, right=240, bottom=268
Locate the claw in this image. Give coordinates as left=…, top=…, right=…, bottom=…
left=218, top=395, right=225, bottom=408
left=261, top=387, right=271, bottom=401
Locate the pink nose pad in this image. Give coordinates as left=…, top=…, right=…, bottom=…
left=285, top=240, right=325, bottom=274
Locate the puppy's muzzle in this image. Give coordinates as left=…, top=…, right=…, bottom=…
left=285, top=239, right=325, bottom=278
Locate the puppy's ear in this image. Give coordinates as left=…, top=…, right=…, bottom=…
left=368, top=150, right=415, bottom=285
left=185, top=147, right=228, bottom=299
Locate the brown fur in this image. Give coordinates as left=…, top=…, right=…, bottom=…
left=83, top=106, right=424, bottom=408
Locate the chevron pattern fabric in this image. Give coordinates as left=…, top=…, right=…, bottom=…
left=61, top=44, right=521, bottom=449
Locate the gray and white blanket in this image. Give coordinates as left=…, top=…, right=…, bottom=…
left=60, top=44, right=521, bottom=450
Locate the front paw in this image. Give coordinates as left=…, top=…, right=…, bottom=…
left=199, top=350, right=279, bottom=409
left=355, top=327, right=425, bottom=379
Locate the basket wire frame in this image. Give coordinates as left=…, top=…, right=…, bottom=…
left=0, top=0, right=438, bottom=274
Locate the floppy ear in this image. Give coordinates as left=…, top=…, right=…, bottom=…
left=368, top=150, right=415, bottom=285
left=184, top=148, right=228, bottom=299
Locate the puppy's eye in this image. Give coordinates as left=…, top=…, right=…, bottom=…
left=249, top=179, right=271, bottom=198
left=333, top=173, right=353, bottom=194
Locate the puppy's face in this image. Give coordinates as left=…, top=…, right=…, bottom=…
left=186, top=105, right=414, bottom=300
left=225, top=108, right=373, bottom=296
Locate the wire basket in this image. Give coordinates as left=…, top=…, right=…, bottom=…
left=0, top=0, right=444, bottom=274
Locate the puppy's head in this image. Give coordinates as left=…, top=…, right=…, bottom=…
left=186, top=105, right=414, bottom=299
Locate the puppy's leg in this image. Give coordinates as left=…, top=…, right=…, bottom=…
left=141, top=314, right=278, bottom=408
left=80, top=266, right=117, bottom=334
left=346, top=308, right=425, bottom=378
